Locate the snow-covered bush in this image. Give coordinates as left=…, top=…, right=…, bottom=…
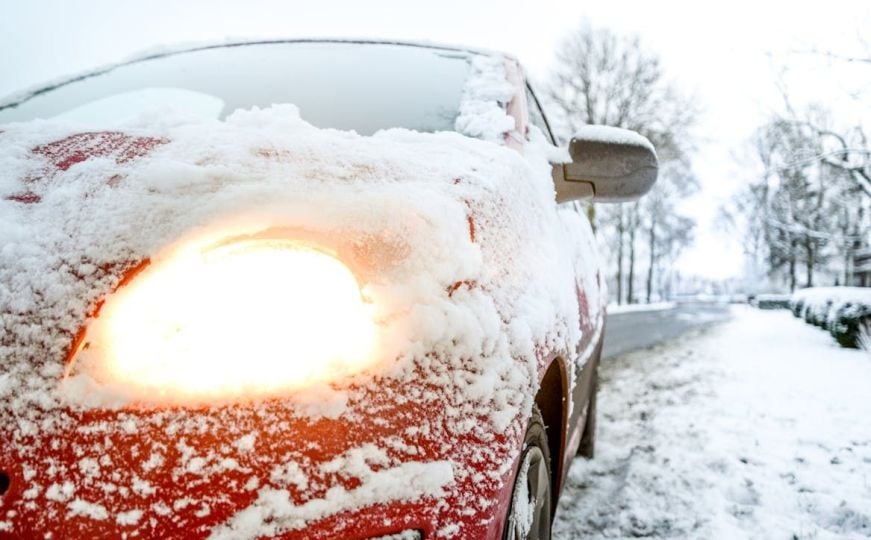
left=790, top=297, right=806, bottom=317
left=812, top=299, right=834, bottom=328
left=752, top=294, right=790, bottom=310
left=790, top=287, right=871, bottom=348
left=829, top=301, right=871, bottom=348
left=859, top=318, right=871, bottom=355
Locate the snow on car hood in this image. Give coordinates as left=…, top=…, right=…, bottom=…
left=0, top=105, right=598, bottom=536
left=0, top=103, right=585, bottom=412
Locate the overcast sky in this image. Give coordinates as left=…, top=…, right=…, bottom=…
left=2, top=0, right=869, bottom=280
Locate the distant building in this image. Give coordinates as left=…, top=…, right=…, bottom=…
left=853, top=247, right=871, bottom=287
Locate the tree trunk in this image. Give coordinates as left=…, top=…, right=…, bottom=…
left=844, top=207, right=852, bottom=286
left=788, top=238, right=797, bottom=292
left=646, top=217, right=656, bottom=304
left=587, top=203, right=597, bottom=232
left=627, top=203, right=638, bottom=304
left=805, top=239, right=815, bottom=288
left=616, top=206, right=624, bottom=305
left=844, top=244, right=851, bottom=286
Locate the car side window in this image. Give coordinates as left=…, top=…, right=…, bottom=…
left=525, top=85, right=556, bottom=145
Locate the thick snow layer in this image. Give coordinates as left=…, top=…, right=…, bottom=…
left=573, top=125, right=655, bottom=152
left=509, top=451, right=534, bottom=538
left=0, top=56, right=601, bottom=534
left=454, top=55, right=516, bottom=142
left=555, top=306, right=871, bottom=539
left=753, top=293, right=789, bottom=301
left=0, top=103, right=592, bottom=414
left=791, top=286, right=871, bottom=334
left=606, top=301, right=675, bottom=314
left=791, top=286, right=871, bottom=309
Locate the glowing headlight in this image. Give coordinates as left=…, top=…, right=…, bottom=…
left=72, top=237, right=377, bottom=403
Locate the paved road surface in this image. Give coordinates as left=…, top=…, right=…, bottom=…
left=602, top=302, right=732, bottom=359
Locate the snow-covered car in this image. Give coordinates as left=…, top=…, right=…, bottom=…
left=0, top=40, right=657, bottom=539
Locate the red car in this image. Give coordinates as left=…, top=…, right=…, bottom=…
left=0, top=40, right=657, bottom=539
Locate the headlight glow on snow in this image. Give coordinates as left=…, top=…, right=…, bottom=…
left=72, top=237, right=377, bottom=403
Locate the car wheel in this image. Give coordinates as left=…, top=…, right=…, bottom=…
left=504, top=405, right=552, bottom=540
left=577, top=366, right=598, bottom=459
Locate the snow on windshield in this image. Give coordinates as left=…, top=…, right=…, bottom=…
left=0, top=42, right=474, bottom=135
left=454, top=54, right=516, bottom=142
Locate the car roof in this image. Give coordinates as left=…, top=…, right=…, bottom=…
left=0, top=39, right=515, bottom=112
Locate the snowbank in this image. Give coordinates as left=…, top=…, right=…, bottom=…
left=606, top=302, right=675, bottom=315
left=555, top=306, right=871, bottom=539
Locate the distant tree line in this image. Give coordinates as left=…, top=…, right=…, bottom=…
left=721, top=46, right=871, bottom=291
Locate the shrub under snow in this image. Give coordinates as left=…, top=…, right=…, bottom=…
left=789, top=287, right=871, bottom=349
left=751, top=294, right=790, bottom=310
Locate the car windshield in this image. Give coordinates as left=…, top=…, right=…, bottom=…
left=0, top=41, right=475, bottom=134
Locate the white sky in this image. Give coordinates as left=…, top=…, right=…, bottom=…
left=2, top=0, right=869, bottom=280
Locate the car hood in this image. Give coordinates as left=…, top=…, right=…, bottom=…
left=0, top=106, right=594, bottom=537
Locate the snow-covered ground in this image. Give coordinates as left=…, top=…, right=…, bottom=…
left=606, top=302, right=676, bottom=315
left=555, top=306, right=871, bottom=539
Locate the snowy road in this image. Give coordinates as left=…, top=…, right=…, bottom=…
left=603, top=302, right=731, bottom=359
left=554, top=306, right=871, bottom=539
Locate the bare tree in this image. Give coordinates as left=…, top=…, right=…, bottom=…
left=626, top=201, right=639, bottom=304
left=641, top=160, right=698, bottom=302
left=725, top=111, right=869, bottom=291
left=546, top=20, right=697, bottom=161
left=721, top=22, right=871, bottom=292
left=615, top=205, right=625, bottom=304
left=779, top=37, right=871, bottom=196
left=547, top=21, right=699, bottom=303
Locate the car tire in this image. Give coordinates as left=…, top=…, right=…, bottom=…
left=577, top=366, right=598, bottom=459
left=503, top=405, right=552, bottom=540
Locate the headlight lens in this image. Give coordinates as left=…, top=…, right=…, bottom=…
left=71, top=237, right=377, bottom=403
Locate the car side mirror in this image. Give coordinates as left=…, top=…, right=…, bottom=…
left=552, top=125, right=658, bottom=204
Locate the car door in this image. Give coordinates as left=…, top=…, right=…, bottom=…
left=525, top=82, right=604, bottom=458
